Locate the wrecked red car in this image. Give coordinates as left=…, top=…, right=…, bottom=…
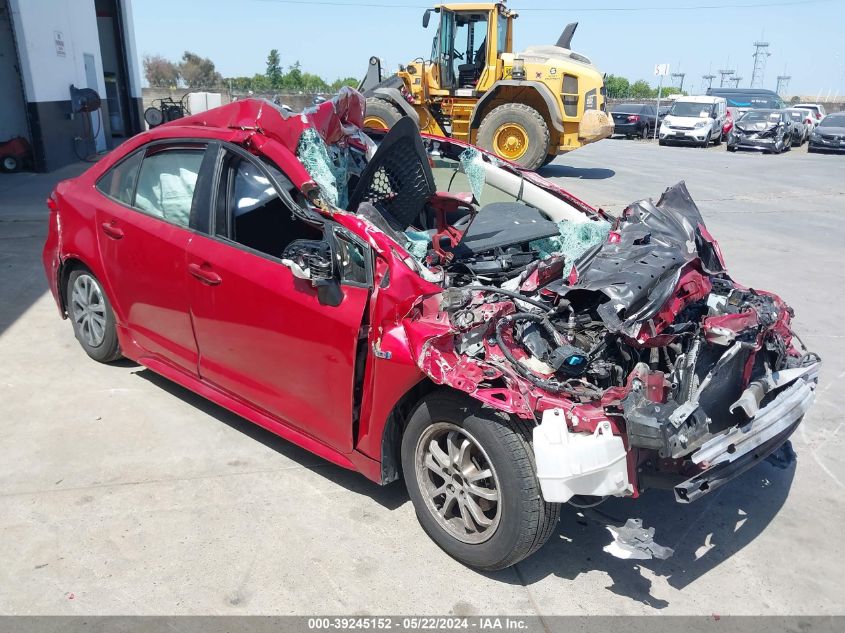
left=43, top=88, right=820, bottom=570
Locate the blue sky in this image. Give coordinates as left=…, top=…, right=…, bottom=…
left=133, top=0, right=845, bottom=97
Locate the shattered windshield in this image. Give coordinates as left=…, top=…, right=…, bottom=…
left=739, top=111, right=780, bottom=126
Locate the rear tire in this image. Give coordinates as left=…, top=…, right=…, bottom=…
left=477, top=103, right=550, bottom=170
left=65, top=268, right=122, bottom=363
left=1, top=155, right=20, bottom=172
left=363, top=97, right=403, bottom=130
left=713, top=129, right=723, bottom=145
left=727, top=144, right=737, bottom=152
left=401, top=390, right=559, bottom=570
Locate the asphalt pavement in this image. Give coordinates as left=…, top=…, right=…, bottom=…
left=0, top=139, right=842, bottom=615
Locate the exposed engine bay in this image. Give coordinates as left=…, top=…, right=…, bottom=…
left=294, top=89, right=821, bottom=505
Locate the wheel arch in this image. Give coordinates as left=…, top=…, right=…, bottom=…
left=57, top=257, right=92, bottom=317
left=378, top=376, right=441, bottom=484
left=366, top=89, right=420, bottom=127
left=470, top=81, right=564, bottom=137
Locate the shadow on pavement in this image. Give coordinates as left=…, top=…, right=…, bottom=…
left=132, top=367, right=410, bottom=511
left=538, top=164, right=615, bottom=180
left=0, top=163, right=88, bottom=337
left=486, top=460, right=796, bottom=609
left=131, top=361, right=795, bottom=609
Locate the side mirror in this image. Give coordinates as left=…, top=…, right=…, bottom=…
left=281, top=239, right=343, bottom=307
left=422, top=9, right=432, bottom=28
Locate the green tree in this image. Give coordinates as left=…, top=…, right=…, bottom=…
left=250, top=73, right=271, bottom=92
left=301, top=72, right=328, bottom=92
left=178, top=51, right=222, bottom=88
left=266, top=49, right=283, bottom=88
left=330, top=77, right=359, bottom=91
left=143, top=54, right=180, bottom=87
left=604, top=74, right=630, bottom=99
left=630, top=79, right=654, bottom=99
left=283, top=61, right=303, bottom=90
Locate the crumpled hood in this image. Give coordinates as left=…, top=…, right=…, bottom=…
left=553, top=182, right=726, bottom=338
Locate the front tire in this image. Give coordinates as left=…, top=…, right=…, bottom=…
left=477, top=103, right=550, bottom=170
left=363, top=97, right=403, bottom=130
left=401, top=390, right=559, bottom=570
left=66, top=269, right=121, bottom=363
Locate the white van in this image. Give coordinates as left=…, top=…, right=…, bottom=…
left=659, top=96, right=728, bottom=147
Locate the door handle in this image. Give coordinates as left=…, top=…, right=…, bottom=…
left=101, top=222, right=124, bottom=239
left=188, top=262, right=222, bottom=286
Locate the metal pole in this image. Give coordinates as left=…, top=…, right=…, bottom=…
left=654, top=74, right=664, bottom=141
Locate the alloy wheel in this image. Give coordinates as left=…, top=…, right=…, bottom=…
left=414, top=422, right=502, bottom=544
left=70, top=273, right=107, bottom=347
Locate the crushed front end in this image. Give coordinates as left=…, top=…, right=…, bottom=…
left=402, top=180, right=820, bottom=505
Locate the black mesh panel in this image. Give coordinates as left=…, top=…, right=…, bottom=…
left=348, top=117, right=435, bottom=231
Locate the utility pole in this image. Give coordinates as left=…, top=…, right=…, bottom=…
left=671, top=71, right=686, bottom=94
left=776, top=74, right=791, bottom=95
left=729, top=76, right=743, bottom=88
left=719, top=68, right=735, bottom=87
left=751, top=41, right=771, bottom=88
left=701, top=73, right=716, bottom=93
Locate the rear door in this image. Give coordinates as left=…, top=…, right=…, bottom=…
left=186, top=144, right=372, bottom=452
left=94, top=141, right=211, bottom=374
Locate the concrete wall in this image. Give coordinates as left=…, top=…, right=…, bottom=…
left=8, top=0, right=107, bottom=170
left=6, top=0, right=142, bottom=171
left=0, top=2, right=29, bottom=143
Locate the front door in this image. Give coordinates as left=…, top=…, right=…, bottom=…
left=94, top=141, right=209, bottom=374
left=437, top=9, right=457, bottom=90
left=187, top=145, right=371, bottom=452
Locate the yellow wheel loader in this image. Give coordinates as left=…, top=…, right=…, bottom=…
left=359, top=2, right=613, bottom=170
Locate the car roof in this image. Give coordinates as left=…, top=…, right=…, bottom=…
left=674, top=95, right=724, bottom=104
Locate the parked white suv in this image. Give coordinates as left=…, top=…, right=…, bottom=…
left=659, top=96, right=727, bottom=147
left=793, top=103, right=826, bottom=127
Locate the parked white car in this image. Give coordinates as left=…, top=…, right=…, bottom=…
left=659, top=96, right=728, bottom=147
left=793, top=103, right=827, bottom=126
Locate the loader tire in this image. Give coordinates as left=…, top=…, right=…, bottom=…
left=363, top=98, right=403, bottom=130
left=477, top=103, right=551, bottom=170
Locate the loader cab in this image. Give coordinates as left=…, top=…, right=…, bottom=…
left=425, top=4, right=513, bottom=94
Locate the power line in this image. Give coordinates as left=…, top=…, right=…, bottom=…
left=252, top=0, right=839, bottom=11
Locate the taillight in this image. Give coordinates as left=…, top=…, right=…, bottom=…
left=806, top=119, right=813, bottom=125
left=47, top=194, right=57, bottom=213
left=627, top=115, right=640, bottom=122
left=816, top=112, right=821, bottom=119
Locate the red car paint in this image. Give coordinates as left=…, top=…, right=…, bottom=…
left=42, top=90, right=806, bottom=498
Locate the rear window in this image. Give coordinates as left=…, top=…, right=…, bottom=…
left=819, top=115, right=844, bottom=128
left=612, top=104, right=645, bottom=114
left=96, top=150, right=143, bottom=205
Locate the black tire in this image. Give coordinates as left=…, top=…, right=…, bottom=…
left=713, top=129, right=723, bottom=145
left=701, top=131, right=711, bottom=148
left=477, top=103, right=550, bottom=171
left=65, top=268, right=122, bottom=363
left=641, top=125, right=650, bottom=140
left=363, top=97, right=403, bottom=130
left=1, top=155, right=21, bottom=172
left=401, top=390, right=559, bottom=570
left=658, top=139, right=666, bottom=146
left=727, top=144, right=737, bottom=152
left=808, top=146, right=818, bottom=154
left=540, top=154, right=556, bottom=168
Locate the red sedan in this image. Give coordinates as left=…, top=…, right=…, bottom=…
left=43, top=89, right=819, bottom=570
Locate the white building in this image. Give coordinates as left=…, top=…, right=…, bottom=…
left=1, top=0, right=143, bottom=171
